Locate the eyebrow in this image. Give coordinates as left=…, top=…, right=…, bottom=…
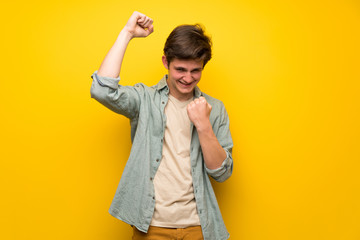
left=174, top=66, right=203, bottom=72
left=175, top=67, right=186, bottom=70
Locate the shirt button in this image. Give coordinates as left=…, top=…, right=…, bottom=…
left=152, top=196, right=155, bottom=200
left=156, top=159, right=159, bottom=162
left=150, top=177, right=153, bottom=181
left=162, top=101, right=165, bottom=104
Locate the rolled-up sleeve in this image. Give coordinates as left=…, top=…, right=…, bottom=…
left=90, top=70, right=141, bottom=119
left=205, top=149, right=233, bottom=182
left=205, top=101, right=234, bottom=182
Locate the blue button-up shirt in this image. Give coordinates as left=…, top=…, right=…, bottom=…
left=90, top=71, right=233, bottom=240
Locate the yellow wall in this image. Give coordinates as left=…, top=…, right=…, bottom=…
left=1, top=0, right=359, bottom=239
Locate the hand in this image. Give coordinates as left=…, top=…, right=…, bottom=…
left=123, top=11, right=154, bottom=38
left=187, top=97, right=212, bottom=131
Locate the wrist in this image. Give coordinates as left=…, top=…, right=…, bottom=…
left=194, top=120, right=212, bottom=133
left=119, top=28, right=134, bottom=41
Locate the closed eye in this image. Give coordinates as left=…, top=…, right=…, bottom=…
left=175, top=67, right=187, bottom=72
left=191, top=69, right=202, bottom=73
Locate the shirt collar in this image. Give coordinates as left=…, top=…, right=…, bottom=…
left=154, top=75, right=169, bottom=91
left=154, top=74, right=203, bottom=98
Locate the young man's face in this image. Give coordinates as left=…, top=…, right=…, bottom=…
left=162, top=56, right=204, bottom=101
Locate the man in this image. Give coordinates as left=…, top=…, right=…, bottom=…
left=90, top=11, right=233, bottom=240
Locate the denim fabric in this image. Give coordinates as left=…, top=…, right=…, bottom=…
left=90, top=71, right=233, bottom=240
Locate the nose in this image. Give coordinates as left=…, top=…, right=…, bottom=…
left=182, top=72, right=192, bottom=82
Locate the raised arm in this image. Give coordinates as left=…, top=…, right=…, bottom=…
left=90, top=11, right=153, bottom=119
left=97, top=11, right=154, bottom=78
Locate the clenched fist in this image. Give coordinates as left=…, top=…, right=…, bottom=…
left=187, top=96, right=212, bottom=131
left=123, top=11, right=154, bottom=38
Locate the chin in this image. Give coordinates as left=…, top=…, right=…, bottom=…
left=179, top=88, right=194, bottom=94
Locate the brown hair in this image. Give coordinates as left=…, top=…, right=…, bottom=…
left=163, top=24, right=212, bottom=67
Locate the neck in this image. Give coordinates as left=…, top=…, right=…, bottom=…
left=169, top=92, right=194, bottom=102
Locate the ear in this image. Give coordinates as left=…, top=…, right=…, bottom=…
left=162, top=55, right=169, bottom=70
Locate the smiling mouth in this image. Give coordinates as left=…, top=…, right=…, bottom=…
left=178, top=80, right=194, bottom=87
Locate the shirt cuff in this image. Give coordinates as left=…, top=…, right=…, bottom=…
left=205, top=150, right=232, bottom=180
left=91, top=70, right=120, bottom=90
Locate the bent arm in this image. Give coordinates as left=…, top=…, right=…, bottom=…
left=188, top=97, right=233, bottom=182
left=203, top=111, right=233, bottom=182
left=199, top=124, right=233, bottom=182
left=197, top=124, right=227, bottom=169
